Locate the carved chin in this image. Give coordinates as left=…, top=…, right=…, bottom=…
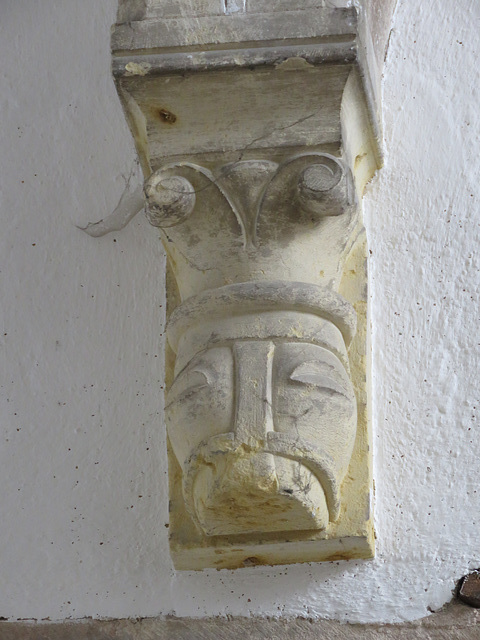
left=190, top=450, right=329, bottom=537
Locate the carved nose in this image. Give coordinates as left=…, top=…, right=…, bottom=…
left=233, top=341, right=275, bottom=446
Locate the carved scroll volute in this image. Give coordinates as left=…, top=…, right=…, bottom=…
left=144, top=154, right=358, bottom=299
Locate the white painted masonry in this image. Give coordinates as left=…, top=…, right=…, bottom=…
left=1, top=0, right=479, bottom=625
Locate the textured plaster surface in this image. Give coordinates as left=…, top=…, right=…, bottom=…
left=1, top=0, right=480, bottom=626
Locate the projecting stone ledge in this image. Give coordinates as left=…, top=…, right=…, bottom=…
left=1, top=602, right=479, bottom=640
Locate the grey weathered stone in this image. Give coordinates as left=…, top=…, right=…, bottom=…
left=459, top=571, right=480, bottom=608
left=0, top=603, right=479, bottom=640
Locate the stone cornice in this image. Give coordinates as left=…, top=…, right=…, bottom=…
left=111, top=3, right=385, bottom=166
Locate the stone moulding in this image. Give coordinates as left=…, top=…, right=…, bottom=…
left=112, top=0, right=385, bottom=570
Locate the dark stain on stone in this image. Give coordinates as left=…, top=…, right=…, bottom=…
left=324, top=553, right=351, bottom=562
left=159, top=108, right=177, bottom=124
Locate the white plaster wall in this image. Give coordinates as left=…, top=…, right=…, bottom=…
left=0, top=0, right=479, bottom=625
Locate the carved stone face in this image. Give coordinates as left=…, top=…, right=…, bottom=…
left=166, top=337, right=357, bottom=537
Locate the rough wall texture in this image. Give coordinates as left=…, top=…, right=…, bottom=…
left=1, top=603, right=479, bottom=639
left=0, top=0, right=479, bottom=626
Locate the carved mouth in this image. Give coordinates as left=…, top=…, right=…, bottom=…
left=182, top=433, right=342, bottom=537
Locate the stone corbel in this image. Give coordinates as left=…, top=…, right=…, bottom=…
left=111, top=0, right=391, bottom=570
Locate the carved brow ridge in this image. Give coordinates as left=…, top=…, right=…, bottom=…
left=289, top=361, right=351, bottom=397
left=165, top=369, right=210, bottom=409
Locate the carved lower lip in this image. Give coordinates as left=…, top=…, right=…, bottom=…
left=191, top=451, right=330, bottom=537
left=181, top=432, right=341, bottom=530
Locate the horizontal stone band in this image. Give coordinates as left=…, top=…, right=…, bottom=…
left=167, top=280, right=357, bottom=352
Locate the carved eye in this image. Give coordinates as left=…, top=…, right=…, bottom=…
left=289, top=361, right=350, bottom=398
left=166, top=369, right=209, bottom=408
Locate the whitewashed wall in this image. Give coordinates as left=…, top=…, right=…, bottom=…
left=1, top=0, right=479, bottom=624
